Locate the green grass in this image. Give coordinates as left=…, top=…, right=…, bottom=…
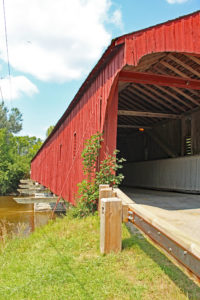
left=0, top=215, right=200, bottom=300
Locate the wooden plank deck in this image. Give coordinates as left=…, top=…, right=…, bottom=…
left=116, top=187, right=200, bottom=280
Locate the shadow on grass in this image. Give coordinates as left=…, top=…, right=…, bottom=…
left=123, top=223, right=200, bottom=299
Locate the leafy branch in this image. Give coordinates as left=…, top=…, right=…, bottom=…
left=70, top=133, right=126, bottom=217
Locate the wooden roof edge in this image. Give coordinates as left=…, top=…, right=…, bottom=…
left=114, top=10, right=200, bottom=45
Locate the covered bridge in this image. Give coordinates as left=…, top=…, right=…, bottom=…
left=31, top=11, right=200, bottom=204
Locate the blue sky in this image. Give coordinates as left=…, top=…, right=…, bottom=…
left=0, top=0, right=199, bottom=140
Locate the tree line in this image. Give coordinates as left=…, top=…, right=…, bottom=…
left=0, top=102, right=42, bottom=195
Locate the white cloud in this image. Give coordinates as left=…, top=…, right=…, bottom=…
left=109, top=9, right=123, bottom=29
left=0, top=76, right=38, bottom=101
left=166, top=0, right=189, bottom=3
left=0, top=0, right=122, bottom=83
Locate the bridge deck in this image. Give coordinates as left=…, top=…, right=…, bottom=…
left=121, top=187, right=200, bottom=248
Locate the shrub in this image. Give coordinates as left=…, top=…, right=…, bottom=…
left=72, top=133, right=125, bottom=217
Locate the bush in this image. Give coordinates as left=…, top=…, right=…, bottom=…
left=73, top=133, right=125, bottom=217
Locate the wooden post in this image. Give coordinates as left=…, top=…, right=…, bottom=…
left=122, top=204, right=129, bottom=223
left=100, top=197, right=122, bottom=254
left=98, top=186, right=112, bottom=214
left=99, top=184, right=109, bottom=191
left=112, top=190, right=117, bottom=197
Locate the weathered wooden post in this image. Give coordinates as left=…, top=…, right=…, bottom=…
left=99, top=184, right=109, bottom=191
left=122, top=204, right=129, bottom=223
left=100, top=197, right=122, bottom=254
left=98, top=185, right=113, bottom=214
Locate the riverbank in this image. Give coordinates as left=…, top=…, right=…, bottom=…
left=0, top=215, right=199, bottom=299
left=0, top=196, right=53, bottom=237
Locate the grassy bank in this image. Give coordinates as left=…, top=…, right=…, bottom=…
left=0, top=215, right=199, bottom=300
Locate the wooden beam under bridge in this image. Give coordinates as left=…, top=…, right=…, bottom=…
left=118, top=110, right=181, bottom=119
left=118, top=125, right=152, bottom=129
left=119, top=71, right=200, bottom=90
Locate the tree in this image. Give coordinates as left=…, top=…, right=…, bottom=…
left=0, top=102, right=22, bottom=133
left=0, top=129, right=42, bottom=195
left=0, top=102, right=42, bottom=194
left=46, top=125, right=54, bottom=137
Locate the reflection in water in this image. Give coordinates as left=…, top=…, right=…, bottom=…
left=0, top=196, right=54, bottom=237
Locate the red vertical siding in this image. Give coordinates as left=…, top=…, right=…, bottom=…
left=31, top=46, right=124, bottom=203
left=102, top=80, right=119, bottom=158
left=122, top=11, right=200, bottom=66
left=31, top=11, right=200, bottom=204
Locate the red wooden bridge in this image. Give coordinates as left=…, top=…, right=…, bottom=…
left=31, top=11, right=200, bottom=282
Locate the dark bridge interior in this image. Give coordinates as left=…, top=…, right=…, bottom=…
left=117, top=52, right=200, bottom=163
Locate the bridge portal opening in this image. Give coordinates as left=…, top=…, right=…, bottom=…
left=117, top=52, right=200, bottom=193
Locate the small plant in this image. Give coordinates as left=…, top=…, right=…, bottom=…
left=81, top=132, right=103, bottom=180
left=72, top=133, right=126, bottom=217
left=0, top=220, right=15, bottom=248
left=96, top=150, right=126, bottom=187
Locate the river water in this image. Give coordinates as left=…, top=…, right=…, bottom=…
left=0, top=196, right=53, bottom=237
